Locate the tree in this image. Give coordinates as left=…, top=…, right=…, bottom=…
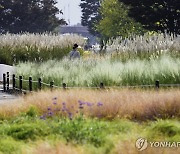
left=80, top=0, right=101, bottom=36
left=119, top=0, right=180, bottom=34
left=97, top=0, right=145, bottom=39
left=0, top=0, right=66, bottom=33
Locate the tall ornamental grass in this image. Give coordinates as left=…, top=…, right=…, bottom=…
left=0, top=33, right=85, bottom=64
left=105, top=33, right=180, bottom=61
left=16, top=55, right=180, bottom=88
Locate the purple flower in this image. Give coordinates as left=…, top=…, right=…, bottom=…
left=78, top=100, right=82, bottom=104
left=87, top=102, right=93, bottom=107
left=97, top=102, right=103, bottom=106
left=48, top=111, right=53, bottom=116
left=79, top=105, right=84, bottom=109
left=62, top=105, right=67, bottom=111
left=62, top=107, right=68, bottom=112
left=78, top=100, right=86, bottom=105
left=52, top=97, right=57, bottom=100
left=40, top=115, right=46, bottom=120
left=68, top=112, right=73, bottom=120
left=62, top=102, right=66, bottom=106
left=78, top=100, right=86, bottom=109
left=47, top=107, right=51, bottom=111
left=53, top=102, right=57, bottom=105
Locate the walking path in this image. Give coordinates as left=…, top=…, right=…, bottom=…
left=0, top=64, right=16, bottom=81
left=0, top=64, right=18, bottom=105
left=0, top=91, right=19, bottom=105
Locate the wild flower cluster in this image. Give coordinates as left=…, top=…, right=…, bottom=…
left=40, top=97, right=104, bottom=120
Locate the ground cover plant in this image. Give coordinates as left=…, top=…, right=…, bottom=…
left=0, top=89, right=179, bottom=154
left=0, top=116, right=179, bottom=154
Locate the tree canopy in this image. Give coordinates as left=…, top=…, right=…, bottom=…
left=81, top=0, right=180, bottom=40
left=97, top=0, right=145, bottom=39
left=0, top=0, right=66, bottom=33
left=119, top=0, right=180, bottom=34
left=80, top=0, right=101, bottom=36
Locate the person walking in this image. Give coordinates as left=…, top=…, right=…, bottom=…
left=69, top=44, right=80, bottom=60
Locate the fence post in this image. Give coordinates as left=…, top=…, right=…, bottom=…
left=62, top=83, right=66, bottom=90
left=155, top=80, right=159, bottom=90
left=38, top=78, right=42, bottom=90
left=12, top=74, right=16, bottom=90
left=19, top=76, right=22, bottom=92
left=100, top=82, right=105, bottom=89
left=6, top=72, right=9, bottom=91
left=29, top=77, right=32, bottom=92
left=50, top=81, right=54, bottom=91
left=3, top=73, right=6, bottom=92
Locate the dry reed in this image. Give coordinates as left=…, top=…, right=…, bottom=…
left=0, top=89, right=179, bottom=121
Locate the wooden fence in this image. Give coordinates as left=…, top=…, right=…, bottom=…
left=2, top=72, right=180, bottom=93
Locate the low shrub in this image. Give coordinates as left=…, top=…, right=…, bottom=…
left=0, top=137, right=22, bottom=154
left=147, top=120, right=180, bottom=141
